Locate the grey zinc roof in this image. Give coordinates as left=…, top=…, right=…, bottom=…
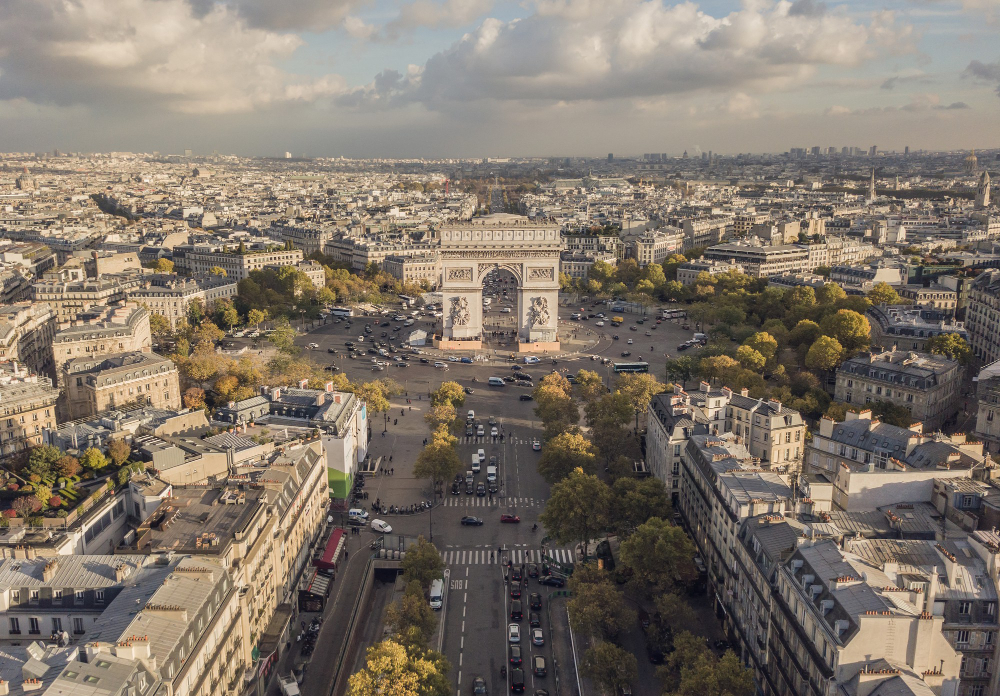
left=0, top=643, right=78, bottom=696
left=0, top=555, right=150, bottom=589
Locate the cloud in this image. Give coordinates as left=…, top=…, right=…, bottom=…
left=0, top=0, right=346, bottom=114
left=190, top=0, right=366, bottom=31
left=341, top=0, right=914, bottom=108
left=964, top=59, right=1000, bottom=96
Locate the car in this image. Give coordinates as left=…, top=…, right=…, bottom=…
left=478, top=448, right=485, bottom=461
left=358, top=336, right=366, bottom=342
left=511, top=365, right=522, bottom=371
left=510, top=584, right=521, bottom=598
left=448, top=356, right=460, bottom=362
left=677, top=344, right=689, bottom=351
left=510, top=669, right=525, bottom=694
left=627, top=338, right=633, bottom=344
left=510, top=599, right=523, bottom=620
left=621, top=351, right=632, bottom=357
left=476, top=482, right=486, bottom=497
left=645, top=331, right=652, bottom=336
left=465, top=387, right=475, bottom=394
left=629, top=326, right=638, bottom=331
left=519, top=394, right=533, bottom=401
left=532, top=440, right=541, bottom=451
left=489, top=480, right=499, bottom=493
left=370, top=519, right=392, bottom=533
left=528, top=612, right=541, bottom=627
left=489, top=416, right=498, bottom=425
left=613, top=334, right=619, bottom=340
left=527, top=563, right=539, bottom=578
left=532, top=656, right=546, bottom=677
left=461, top=516, right=484, bottom=526
left=501, top=514, right=521, bottom=523
left=466, top=424, right=475, bottom=436
left=508, top=624, right=521, bottom=643
left=509, top=645, right=522, bottom=666
left=528, top=593, right=541, bottom=610
left=504, top=375, right=516, bottom=383
left=473, top=677, right=488, bottom=696
left=512, top=567, right=523, bottom=582
left=420, top=357, right=429, bottom=363
left=476, top=424, right=485, bottom=436
left=531, top=628, right=544, bottom=646
left=452, top=481, right=460, bottom=494
left=538, top=575, right=566, bottom=587
left=491, top=427, right=499, bottom=437
left=327, top=347, right=337, bottom=354
left=638, top=609, right=650, bottom=629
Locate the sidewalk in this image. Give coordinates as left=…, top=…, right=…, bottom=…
left=549, top=595, right=591, bottom=696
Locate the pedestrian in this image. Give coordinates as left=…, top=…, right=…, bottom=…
left=389, top=455, right=393, bottom=463
left=382, top=431, right=386, bottom=437
left=394, top=418, right=397, bottom=425
left=344, top=550, right=348, bottom=559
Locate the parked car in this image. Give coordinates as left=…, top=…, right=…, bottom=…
left=370, top=519, right=392, bottom=533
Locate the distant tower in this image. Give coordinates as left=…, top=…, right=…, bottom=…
left=868, top=168, right=877, bottom=204
left=965, top=149, right=979, bottom=174
left=977, top=170, right=992, bottom=209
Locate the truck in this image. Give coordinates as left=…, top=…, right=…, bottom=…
left=279, top=675, right=301, bottom=696
left=610, top=316, right=624, bottom=326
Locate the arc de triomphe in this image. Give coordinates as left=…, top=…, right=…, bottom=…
left=437, top=214, right=561, bottom=353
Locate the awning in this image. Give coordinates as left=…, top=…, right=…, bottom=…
left=303, top=571, right=332, bottom=597
left=315, top=529, right=345, bottom=570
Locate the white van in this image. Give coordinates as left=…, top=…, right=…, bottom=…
left=488, top=377, right=506, bottom=386
left=467, top=410, right=475, bottom=421
left=429, top=579, right=444, bottom=610
left=487, top=466, right=497, bottom=482
left=523, top=356, right=540, bottom=364
left=434, top=361, right=447, bottom=368
left=472, top=453, right=481, bottom=472
left=348, top=508, right=369, bottom=521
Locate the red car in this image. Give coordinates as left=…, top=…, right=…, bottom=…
left=501, top=514, right=521, bottom=523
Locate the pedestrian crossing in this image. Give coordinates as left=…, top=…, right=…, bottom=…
left=442, top=496, right=541, bottom=508
left=441, top=547, right=575, bottom=566
left=457, top=437, right=535, bottom=445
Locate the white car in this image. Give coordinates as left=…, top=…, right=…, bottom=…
left=357, top=336, right=365, bottom=342
left=532, top=440, right=542, bottom=451
left=508, top=624, right=521, bottom=643
left=448, top=356, right=460, bottom=362
left=371, top=519, right=392, bottom=533
left=394, top=315, right=406, bottom=321
left=627, top=338, right=633, bottom=344
left=491, top=427, right=499, bottom=437
left=500, top=307, right=512, bottom=313
left=595, top=321, right=605, bottom=327
left=477, top=448, right=485, bottom=461
left=308, top=342, right=319, bottom=349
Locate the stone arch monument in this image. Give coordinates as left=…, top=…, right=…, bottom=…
left=437, top=214, right=561, bottom=353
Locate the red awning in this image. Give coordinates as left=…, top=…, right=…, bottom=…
left=316, top=529, right=345, bottom=570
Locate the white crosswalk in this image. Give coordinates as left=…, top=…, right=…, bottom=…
left=440, top=548, right=575, bottom=566
left=442, top=496, right=541, bottom=508
left=457, top=437, right=533, bottom=445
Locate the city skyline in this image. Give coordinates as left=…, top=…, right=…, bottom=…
left=0, top=0, right=998, bottom=157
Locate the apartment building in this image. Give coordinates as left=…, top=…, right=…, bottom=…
left=704, top=243, right=809, bottom=278
left=0, top=302, right=57, bottom=376
left=682, top=215, right=732, bottom=251
left=966, top=270, right=1000, bottom=366
left=633, top=228, right=684, bottom=266
left=0, top=363, right=59, bottom=458
left=559, top=251, right=617, bottom=280
left=805, top=411, right=987, bottom=511
left=734, top=212, right=770, bottom=237
left=293, top=260, right=326, bottom=290
left=867, top=305, right=968, bottom=353
left=270, top=221, right=334, bottom=256
left=32, top=275, right=145, bottom=324
left=175, top=244, right=303, bottom=281
left=129, top=274, right=238, bottom=328
left=676, top=258, right=744, bottom=286
left=62, top=352, right=181, bottom=420
left=835, top=351, right=962, bottom=431
left=383, top=253, right=441, bottom=287
left=898, top=283, right=959, bottom=315
left=563, top=234, right=624, bottom=257
left=51, top=303, right=151, bottom=385
left=974, top=360, right=1000, bottom=455
left=829, top=263, right=905, bottom=289
left=726, top=392, right=807, bottom=468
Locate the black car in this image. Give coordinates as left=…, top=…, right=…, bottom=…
left=620, top=351, right=631, bottom=357
left=527, top=563, right=539, bottom=578
left=344, top=341, right=355, bottom=347
left=328, top=348, right=337, bottom=353
left=473, top=677, right=488, bottom=696
left=528, top=593, right=542, bottom=610
left=529, top=612, right=541, bottom=627
left=538, top=575, right=566, bottom=587
left=504, top=376, right=515, bottom=382
left=465, top=387, right=475, bottom=394
left=380, top=321, right=390, bottom=327
left=533, top=656, right=546, bottom=677
left=519, top=395, right=533, bottom=401
left=367, top=348, right=377, bottom=354
left=476, top=482, right=486, bottom=497
left=510, top=584, right=522, bottom=598
left=511, top=669, right=525, bottom=693
left=489, top=480, right=499, bottom=493
left=509, top=646, right=522, bottom=666
left=452, top=481, right=460, bottom=494
left=512, top=568, right=523, bottom=582
left=613, top=334, right=619, bottom=340
left=466, top=482, right=475, bottom=494
left=461, top=516, right=484, bottom=526
left=420, top=358, right=430, bottom=363
left=510, top=600, right=523, bottom=620
left=511, top=365, right=522, bottom=371
left=677, top=344, right=689, bottom=351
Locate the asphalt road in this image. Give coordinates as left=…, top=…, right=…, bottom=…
left=293, top=298, right=699, bottom=696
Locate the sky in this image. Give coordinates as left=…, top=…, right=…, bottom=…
left=0, top=0, right=997, bottom=158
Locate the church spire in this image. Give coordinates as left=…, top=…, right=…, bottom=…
left=868, top=168, right=877, bottom=204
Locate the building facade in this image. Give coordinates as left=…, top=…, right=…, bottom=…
left=61, top=352, right=181, bottom=420
left=51, top=303, right=151, bottom=384
left=128, top=275, right=238, bottom=328
left=0, top=303, right=57, bottom=376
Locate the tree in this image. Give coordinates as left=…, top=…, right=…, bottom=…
left=26, top=445, right=62, bottom=479
left=268, top=320, right=298, bottom=354
left=385, top=581, right=438, bottom=651
left=355, top=380, right=393, bottom=427
left=582, top=643, right=638, bottom=695
left=820, top=309, right=870, bottom=355
left=643, top=262, right=666, bottom=288
left=108, top=439, right=131, bottom=468
left=187, top=298, right=205, bottom=326
left=805, top=336, right=844, bottom=371
left=533, top=376, right=579, bottom=439
left=183, top=387, right=206, bottom=410
left=400, top=536, right=444, bottom=587
left=247, top=308, right=267, bottom=331
left=662, top=639, right=753, bottom=696
left=743, top=332, right=778, bottom=362
left=816, top=282, right=847, bottom=305
left=540, top=468, right=611, bottom=551
left=664, top=356, right=695, bottom=385
left=192, top=320, right=225, bottom=346
left=735, top=345, right=765, bottom=372
left=11, top=495, right=42, bottom=519
left=424, top=403, right=457, bottom=432
left=788, top=319, right=822, bottom=347
left=219, top=302, right=240, bottom=332
left=149, top=312, right=172, bottom=338
left=33, top=485, right=52, bottom=509
left=347, top=640, right=423, bottom=696
left=867, top=281, right=903, bottom=306
left=698, top=355, right=740, bottom=385
left=868, top=400, right=914, bottom=427
left=611, top=477, right=671, bottom=536
left=413, top=427, right=462, bottom=490
left=615, top=372, right=667, bottom=431
left=654, top=592, right=696, bottom=632
left=56, top=455, right=80, bottom=478
left=574, top=369, right=607, bottom=403
left=925, top=333, right=972, bottom=365
left=585, top=392, right=635, bottom=464
left=537, top=431, right=598, bottom=483
left=619, top=517, right=697, bottom=596
left=80, top=447, right=109, bottom=472
left=209, top=266, right=228, bottom=277
left=568, top=564, right=636, bottom=639
left=429, top=382, right=465, bottom=409
left=154, top=258, right=174, bottom=273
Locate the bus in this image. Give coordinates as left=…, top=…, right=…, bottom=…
left=398, top=295, right=416, bottom=307
left=661, top=309, right=687, bottom=320
left=613, top=362, right=649, bottom=374
left=329, top=307, right=354, bottom=317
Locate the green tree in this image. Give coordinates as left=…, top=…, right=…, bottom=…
left=107, top=438, right=131, bottom=468
left=615, top=372, right=667, bottom=431
left=743, top=332, right=778, bottom=362
left=247, top=308, right=267, bottom=331
left=429, top=382, right=465, bottom=409
left=268, top=319, right=298, bottom=354
left=643, top=262, right=667, bottom=288
left=574, top=369, right=607, bottom=403
left=804, top=336, right=844, bottom=371
left=149, top=312, right=172, bottom=339
left=26, top=445, right=62, bottom=479
left=540, top=468, right=611, bottom=551
left=219, top=302, right=240, bottom=332
left=925, top=333, right=972, bottom=365
left=816, top=282, right=847, bottom=305
left=413, top=427, right=462, bottom=491
left=654, top=592, right=697, bottom=632
left=867, top=281, right=903, bottom=305
left=80, top=447, right=109, bottom=471
left=400, top=536, right=444, bottom=587
left=735, top=345, right=765, bottom=371
left=568, top=564, right=637, bottom=639
left=154, top=258, right=174, bottom=273
left=664, top=356, right=695, bottom=385
left=619, top=517, right=697, bottom=597
left=788, top=319, right=822, bottom=347
left=187, top=298, right=205, bottom=326
left=385, top=581, right=438, bottom=651
left=698, top=355, right=740, bottom=385
left=611, top=477, right=671, bottom=537
left=582, top=643, right=638, bottom=695
left=820, top=309, right=871, bottom=355
left=662, top=253, right=687, bottom=281
left=533, top=375, right=579, bottom=439
left=537, top=431, right=598, bottom=483
left=585, top=393, right=635, bottom=465
left=868, top=400, right=915, bottom=427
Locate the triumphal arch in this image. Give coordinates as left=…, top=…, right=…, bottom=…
left=437, top=214, right=561, bottom=353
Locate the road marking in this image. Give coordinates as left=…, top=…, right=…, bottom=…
left=459, top=653, right=463, bottom=666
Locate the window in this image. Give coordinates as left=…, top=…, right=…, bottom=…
left=95, top=590, right=105, bottom=604
left=73, top=618, right=85, bottom=634
left=54, top=589, right=62, bottom=599
left=51, top=618, right=62, bottom=633
left=30, top=589, right=39, bottom=602
left=9, top=617, right=20, bottom=634
left=960, top=601, right=972, bottom=615
left=75, top=590, right=84, bottom=604
left=958, top=630, right=970, bottom=645
left=29, top=617, right=40, bottom=634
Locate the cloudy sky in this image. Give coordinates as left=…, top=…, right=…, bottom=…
left=0, top=0, right=997, bottom=157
